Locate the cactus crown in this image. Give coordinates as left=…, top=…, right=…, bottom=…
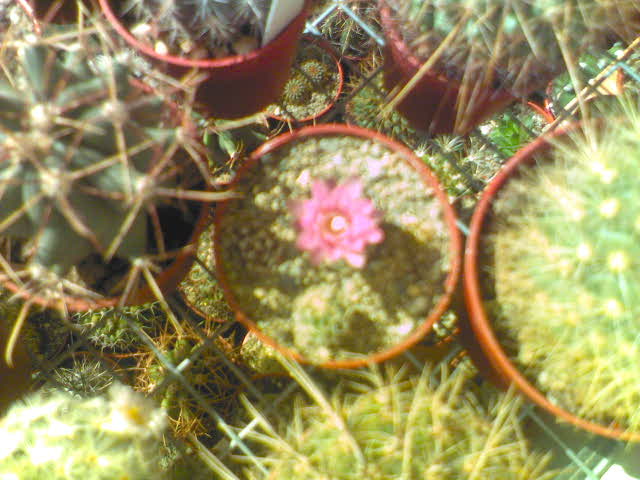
left=386, top=0, right=640, bottom=96
left=122, top=0, right=274, bottom=56
left=489, top=99, right=640, bottom=433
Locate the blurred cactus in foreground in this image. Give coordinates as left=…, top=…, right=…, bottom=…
left=236, top=362, right=558, bottom=479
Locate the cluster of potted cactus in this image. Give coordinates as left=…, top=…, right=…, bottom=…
left=2, top=1, right=640, bottom=478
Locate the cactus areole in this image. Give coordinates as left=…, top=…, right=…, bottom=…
left=99, top=0, right=310, bottom=119
left=0, top=37, right=209, bottom=310
left=463, top=121, right=640, bottom=442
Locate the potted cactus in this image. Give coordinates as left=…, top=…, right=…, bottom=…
left=0, top=22, right=234, bottom=367
left=464, top=104, right=640, bottom=441
left=377, top=0, right=640, bottom=135
left=99, top=0, right=310, bottom=119
left=213, top=124, right=462, bottom=368
left=266, top=35, right=344, bottom=124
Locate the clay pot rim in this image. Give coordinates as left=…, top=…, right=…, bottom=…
left=267, top=34, right=345, bottom=124
left=213, top=123, right=463, bottom=369
left=463, top=121, right=640, bottom=442
left=98, top=0, right=309, bottom=69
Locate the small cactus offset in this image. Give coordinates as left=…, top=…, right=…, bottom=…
left=237, top=362, right=558, bottom=479
left=489, top=101, right=640, bottom=433
left=0, top=384, right=170, bottom=479
left=123, top=0, right=278, bottom=57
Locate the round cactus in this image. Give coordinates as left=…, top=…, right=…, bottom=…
left=215, top=128, right=458, bottom=366
left=488, top=102, right=640, bottom=434
left=0, top=383, right=170, bottom=479
left=236, top=361, right=559, bottom=479
left=386, top=0, right=639, bottom=98
left=0, top=27, right=226, bottom=306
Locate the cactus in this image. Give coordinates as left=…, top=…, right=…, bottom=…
left=488, top=101, right=640, bottom=434
left=345, top=53, right=424, bottom=147
left=71, top=303, right=166, bottom=351
left=133, top=317, right=242, bottom=442
left=387, top=0, right=639, bottom=97
left=215, top=132, right=454, bottom=365
left=123, top=0, right=277, bottom=57
left=0, top=27, right=226, bottom=298
left=237, top=361, right=558, bottom=479
left=267, top=39, right=342, bottom=121
left=0, top=383, right=171, bottom=479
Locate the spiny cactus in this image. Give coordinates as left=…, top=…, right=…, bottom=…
left=0, top=28, right=224, bottom=299
left=488, top=100, right=640, bottom=434
left=387, top=0, right=639, bottom=97
left=215, top=132, right=454, bottom=365
left=0, top=383, right=170, bottom=479
left=122, top=0, right=276, bottom=57
left=267, top=39, right=342, bottom=121
left=72, top=303, right=165, bottom=351
left=237, top=361, right=558, bottom=479
left=133, top=317, right=241, bottom=443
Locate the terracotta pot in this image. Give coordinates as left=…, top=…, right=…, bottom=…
left=267, top=35, right=344, bottom=124
left=99, top=0, right=310, bottom=120
left=213, top=124, right=463, bottom=369
left=463, top=123, right=640, bottom=441
left=377, top=0, right=518, bottom=135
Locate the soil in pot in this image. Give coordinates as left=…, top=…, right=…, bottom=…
left=214, top=126, right=461, bottom=367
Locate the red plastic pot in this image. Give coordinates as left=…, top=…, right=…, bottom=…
left=213, top=123, right=463, bottom=369
left=99, top=0, right=311, bottom=120
left=377, top=0, right=527, bottom=135
left=463, top=123, right=640, bottom=441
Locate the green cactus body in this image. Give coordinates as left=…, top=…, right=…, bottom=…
left=0, top=384, right=170, bottom=479
left=72, top=303, right=165, bottom=351
left=489, top=106, right=640, bottom=433
left=0, top=32, right=199, bottom=284
left=238, top=363, right=558, bottom=479
left=386, top=0, right=640, bottom=97
left=216, top=134, right=453, bottom=364
left=123, top=0, right=276, bottom=57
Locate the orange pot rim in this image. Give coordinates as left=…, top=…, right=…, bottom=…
left=213, top=123, right=463, bottom=369
left=463, top=122, right=640, bottom=441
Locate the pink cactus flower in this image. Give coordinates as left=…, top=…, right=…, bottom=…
left=292, top=179, right=384, bottom=268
